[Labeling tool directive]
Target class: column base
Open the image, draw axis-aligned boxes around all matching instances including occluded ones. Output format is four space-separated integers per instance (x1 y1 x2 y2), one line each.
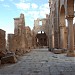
67 51 75 57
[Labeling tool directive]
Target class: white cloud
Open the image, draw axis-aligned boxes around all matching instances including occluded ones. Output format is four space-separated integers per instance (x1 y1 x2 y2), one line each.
0 0 4 1
19 3 50 19
27 11 39 19
27 3 49 19
31 3 38 9
39 3 49 12
9 0 13 1
3 4 10 8
15 3 30 10
20 0 25 3
39 3 50 17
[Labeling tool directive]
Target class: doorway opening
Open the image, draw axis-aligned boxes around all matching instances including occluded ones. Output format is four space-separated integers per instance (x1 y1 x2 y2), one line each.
36 31 47 47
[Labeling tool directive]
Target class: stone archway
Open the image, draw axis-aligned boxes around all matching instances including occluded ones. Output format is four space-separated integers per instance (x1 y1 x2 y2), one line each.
59 5 67 49
36 31 48 48
33 17 49 48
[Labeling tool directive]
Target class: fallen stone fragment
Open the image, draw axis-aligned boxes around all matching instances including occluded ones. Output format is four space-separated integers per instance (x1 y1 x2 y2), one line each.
1 53 17 64
53 49 65 54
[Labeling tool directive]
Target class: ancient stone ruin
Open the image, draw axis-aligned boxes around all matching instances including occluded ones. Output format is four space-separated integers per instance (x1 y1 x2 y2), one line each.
0 0 75 65
8 13 29 55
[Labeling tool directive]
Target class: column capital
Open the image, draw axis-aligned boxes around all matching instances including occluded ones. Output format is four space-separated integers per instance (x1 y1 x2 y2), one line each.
66 15 74 19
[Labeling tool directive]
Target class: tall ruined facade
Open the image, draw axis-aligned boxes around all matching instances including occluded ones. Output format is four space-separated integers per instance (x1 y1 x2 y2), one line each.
49 0 59 48
49 0 75 56
8 13 28 54
1 0 74 57
33 15 50 48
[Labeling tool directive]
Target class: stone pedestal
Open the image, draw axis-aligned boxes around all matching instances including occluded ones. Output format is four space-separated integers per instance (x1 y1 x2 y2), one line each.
67 15 75 57
53 49 65 54
67 51 75 57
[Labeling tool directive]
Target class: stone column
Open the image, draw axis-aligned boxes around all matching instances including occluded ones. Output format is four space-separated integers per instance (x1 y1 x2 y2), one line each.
64 28 67 49
67 15 75 56
52 27 54 48
60 26 65 49
34 35 37 48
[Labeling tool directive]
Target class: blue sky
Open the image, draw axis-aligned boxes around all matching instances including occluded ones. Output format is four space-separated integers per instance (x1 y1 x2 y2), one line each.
0 0 49 36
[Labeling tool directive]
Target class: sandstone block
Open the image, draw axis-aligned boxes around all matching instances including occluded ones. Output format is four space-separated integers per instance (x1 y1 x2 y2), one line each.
53 49 64 54
1 53 17 64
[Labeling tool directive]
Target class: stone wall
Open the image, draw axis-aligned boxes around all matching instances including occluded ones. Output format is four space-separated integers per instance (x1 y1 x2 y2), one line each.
0 29 6 52
8 13 28 55
8 34 21 52
25 26 32 49
49 0 68 49
33 15 50 48
8 34 14 52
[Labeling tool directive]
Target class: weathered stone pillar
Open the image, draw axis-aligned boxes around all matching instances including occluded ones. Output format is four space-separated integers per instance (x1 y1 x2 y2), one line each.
60 25 65 49
67 15 75 56
33 35 36 48
64 28 67 49
52 28 54 48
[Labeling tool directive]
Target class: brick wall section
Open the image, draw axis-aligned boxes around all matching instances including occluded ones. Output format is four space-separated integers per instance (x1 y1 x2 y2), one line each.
8 33 26 54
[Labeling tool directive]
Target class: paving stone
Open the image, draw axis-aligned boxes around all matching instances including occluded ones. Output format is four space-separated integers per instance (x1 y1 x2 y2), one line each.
0 48 75 75
70 72 75 75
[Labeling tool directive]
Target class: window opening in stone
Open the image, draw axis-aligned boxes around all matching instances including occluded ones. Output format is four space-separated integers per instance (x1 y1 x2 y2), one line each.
39 21 42 26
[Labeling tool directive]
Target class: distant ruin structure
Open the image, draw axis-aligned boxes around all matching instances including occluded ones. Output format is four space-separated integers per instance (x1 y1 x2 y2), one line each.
33 15 50 48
